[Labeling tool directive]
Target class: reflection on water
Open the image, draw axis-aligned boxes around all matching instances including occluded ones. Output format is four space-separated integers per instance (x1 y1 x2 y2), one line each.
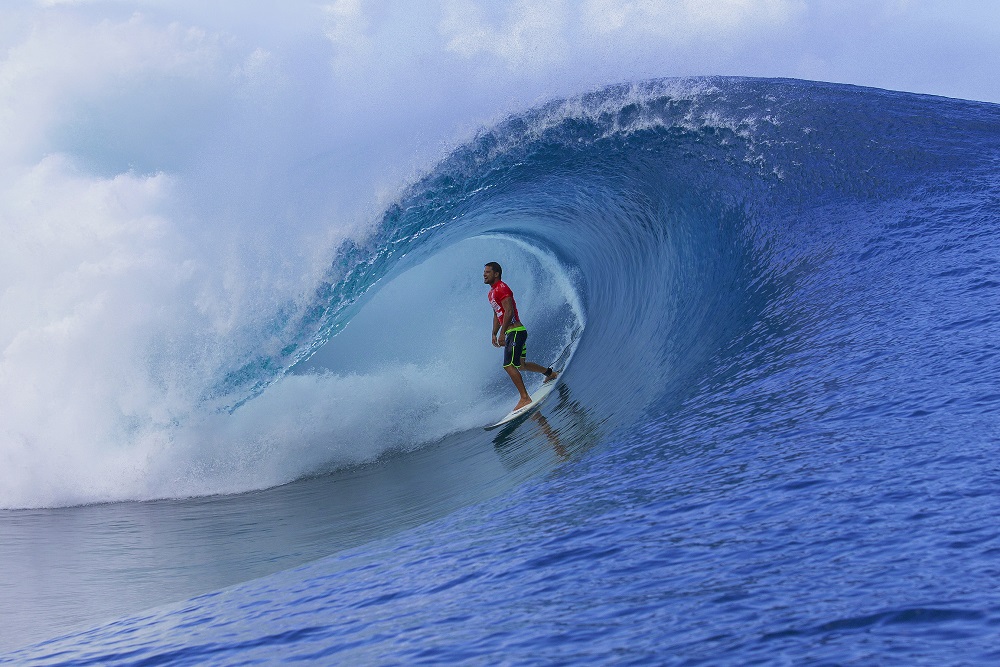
492 383 605 468
0 380 598 652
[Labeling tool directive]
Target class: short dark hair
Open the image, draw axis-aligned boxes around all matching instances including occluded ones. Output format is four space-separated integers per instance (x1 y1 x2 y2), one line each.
485 261 502 278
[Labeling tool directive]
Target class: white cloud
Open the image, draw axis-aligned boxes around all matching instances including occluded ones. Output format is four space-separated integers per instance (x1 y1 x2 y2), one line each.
436 0 803 67
441 0 570 67
581 0 802 39
0 11 228 164
322 0 374 74
322 0 367 39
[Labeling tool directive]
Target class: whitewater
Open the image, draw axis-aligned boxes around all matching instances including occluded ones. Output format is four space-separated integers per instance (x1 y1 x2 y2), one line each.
3 5 1000 665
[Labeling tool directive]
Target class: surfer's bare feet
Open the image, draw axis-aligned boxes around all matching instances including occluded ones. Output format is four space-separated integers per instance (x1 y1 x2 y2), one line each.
514 396 532 411
544 369 559 383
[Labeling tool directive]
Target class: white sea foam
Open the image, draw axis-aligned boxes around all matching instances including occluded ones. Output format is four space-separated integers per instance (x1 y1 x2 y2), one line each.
0 2 603 508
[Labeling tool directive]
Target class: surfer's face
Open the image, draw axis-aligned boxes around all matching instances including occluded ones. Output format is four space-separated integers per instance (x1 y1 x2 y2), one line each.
483 266 498 285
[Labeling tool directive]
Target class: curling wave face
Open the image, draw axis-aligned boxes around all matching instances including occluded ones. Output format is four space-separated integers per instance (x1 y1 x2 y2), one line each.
3 77 999 509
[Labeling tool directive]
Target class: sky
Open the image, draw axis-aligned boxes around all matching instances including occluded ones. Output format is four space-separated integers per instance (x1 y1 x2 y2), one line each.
2 0 999 507
5 2 1000 171
3 2 998 199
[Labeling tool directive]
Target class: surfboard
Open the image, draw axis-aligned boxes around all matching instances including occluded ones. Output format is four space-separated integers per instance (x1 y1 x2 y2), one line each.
485 378 559 430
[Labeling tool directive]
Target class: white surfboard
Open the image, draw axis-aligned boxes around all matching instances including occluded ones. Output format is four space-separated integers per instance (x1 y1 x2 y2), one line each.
485 379 559 430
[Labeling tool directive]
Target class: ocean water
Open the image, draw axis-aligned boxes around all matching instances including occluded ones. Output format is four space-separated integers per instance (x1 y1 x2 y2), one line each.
3 76 1000 663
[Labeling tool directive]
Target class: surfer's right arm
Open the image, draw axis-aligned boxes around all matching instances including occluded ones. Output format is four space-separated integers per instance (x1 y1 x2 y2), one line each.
492 313 503 347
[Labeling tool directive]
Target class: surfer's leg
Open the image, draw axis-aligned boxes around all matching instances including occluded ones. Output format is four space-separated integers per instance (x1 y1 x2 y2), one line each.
505 365 532 410
521 361 559 383
514 330 557 381
504 330 532 410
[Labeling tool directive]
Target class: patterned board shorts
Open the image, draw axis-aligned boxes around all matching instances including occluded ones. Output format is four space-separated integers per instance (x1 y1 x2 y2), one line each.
503 327 527 367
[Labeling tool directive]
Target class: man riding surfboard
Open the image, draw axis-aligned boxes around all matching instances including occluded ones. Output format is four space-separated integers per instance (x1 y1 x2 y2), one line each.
484 262 559 412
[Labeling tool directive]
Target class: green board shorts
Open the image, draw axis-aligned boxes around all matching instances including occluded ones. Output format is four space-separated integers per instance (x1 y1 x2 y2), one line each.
503 326 528 367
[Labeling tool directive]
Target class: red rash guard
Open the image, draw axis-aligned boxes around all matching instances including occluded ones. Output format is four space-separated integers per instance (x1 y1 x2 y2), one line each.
488 280 520 328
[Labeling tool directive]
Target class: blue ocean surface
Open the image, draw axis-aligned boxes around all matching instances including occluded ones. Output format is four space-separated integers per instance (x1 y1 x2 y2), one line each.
3 77 1000 664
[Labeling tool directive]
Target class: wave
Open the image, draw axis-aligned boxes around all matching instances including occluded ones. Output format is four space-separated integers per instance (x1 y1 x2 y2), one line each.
3 76 997 509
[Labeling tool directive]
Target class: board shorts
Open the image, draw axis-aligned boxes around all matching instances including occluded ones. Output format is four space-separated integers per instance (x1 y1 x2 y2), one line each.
503 326 528 368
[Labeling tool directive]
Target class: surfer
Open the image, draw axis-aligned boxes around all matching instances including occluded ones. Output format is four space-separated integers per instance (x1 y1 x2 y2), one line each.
484 261 559 412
